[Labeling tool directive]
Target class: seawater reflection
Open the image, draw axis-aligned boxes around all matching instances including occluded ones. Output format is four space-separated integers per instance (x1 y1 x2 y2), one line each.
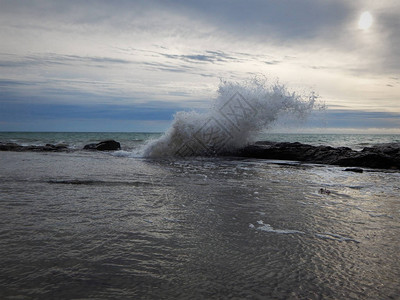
0 153 399 299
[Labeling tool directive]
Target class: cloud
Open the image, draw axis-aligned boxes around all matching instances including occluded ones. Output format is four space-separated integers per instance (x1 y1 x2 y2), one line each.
0 100 196 131
324 109 400 128
159 50 238 64
0 53 131 69
377 9 400 72
1 97 399 133
0 79 36 87
0 102 175 121
269 108 400 133
0 0 399 132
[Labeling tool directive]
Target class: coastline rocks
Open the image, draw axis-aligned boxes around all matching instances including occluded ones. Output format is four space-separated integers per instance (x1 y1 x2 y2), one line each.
1 137 399 170
0 140 122 152
83 140 121 151
0 142 22 151
0 142 69 152
228 141 400 170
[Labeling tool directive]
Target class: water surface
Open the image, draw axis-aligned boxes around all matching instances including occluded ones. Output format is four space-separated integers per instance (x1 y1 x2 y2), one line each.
1 150 399 299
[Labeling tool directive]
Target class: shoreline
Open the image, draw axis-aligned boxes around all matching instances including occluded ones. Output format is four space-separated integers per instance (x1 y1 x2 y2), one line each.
1 139 399 170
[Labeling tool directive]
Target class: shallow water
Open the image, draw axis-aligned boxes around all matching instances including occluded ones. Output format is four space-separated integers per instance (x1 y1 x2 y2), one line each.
0 151 399 299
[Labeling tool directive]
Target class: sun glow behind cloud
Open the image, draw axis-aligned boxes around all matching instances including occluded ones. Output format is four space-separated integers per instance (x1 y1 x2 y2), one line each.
358 11 373 30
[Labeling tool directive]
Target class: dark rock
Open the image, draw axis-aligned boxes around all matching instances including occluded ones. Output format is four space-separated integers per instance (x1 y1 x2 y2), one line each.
83 143 97 150
43 143 69 151
224 141 400 170
335 153 395 169
319 188 331 195
0 142 23 151
83 140 121 151
55 143 69 150
0 142 70 152
1 139 122 152
344 168 364 173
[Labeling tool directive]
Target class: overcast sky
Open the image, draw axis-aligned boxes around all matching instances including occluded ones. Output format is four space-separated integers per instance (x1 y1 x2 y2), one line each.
0 0 399 132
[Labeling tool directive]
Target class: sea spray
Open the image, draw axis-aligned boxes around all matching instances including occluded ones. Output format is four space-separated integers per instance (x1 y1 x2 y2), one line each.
143 77 319 157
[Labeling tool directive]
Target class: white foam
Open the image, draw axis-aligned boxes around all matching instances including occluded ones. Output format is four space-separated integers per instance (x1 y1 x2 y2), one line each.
143 77 319 158
112 141 154 158
253 220 305 234
251 221 359 242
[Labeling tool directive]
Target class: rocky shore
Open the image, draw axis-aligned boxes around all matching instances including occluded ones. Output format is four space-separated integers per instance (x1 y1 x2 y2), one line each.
227 141 400 170
1 139 399 170
0 143 70 152
0 140 121 152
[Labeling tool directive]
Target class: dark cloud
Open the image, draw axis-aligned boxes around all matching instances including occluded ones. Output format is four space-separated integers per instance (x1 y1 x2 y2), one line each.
0 1 353 42
161 0 351 41
264 60 281 65
0 79 36 86
377 9 400 73
322 109 400 129
0 53 131 69
0 99 211 133
141 61 194 73
1 97 398 131
160 50 237 64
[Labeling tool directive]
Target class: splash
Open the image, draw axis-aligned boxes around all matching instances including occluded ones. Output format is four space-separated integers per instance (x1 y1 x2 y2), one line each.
143 77 319 158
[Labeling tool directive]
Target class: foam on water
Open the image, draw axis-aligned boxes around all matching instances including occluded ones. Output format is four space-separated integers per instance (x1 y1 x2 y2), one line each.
251 221 360 242
143 77 319 158
251 220 305 234
112 149 143 158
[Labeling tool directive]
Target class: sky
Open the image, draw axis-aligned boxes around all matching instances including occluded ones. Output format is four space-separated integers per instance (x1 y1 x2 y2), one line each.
0 0 399 133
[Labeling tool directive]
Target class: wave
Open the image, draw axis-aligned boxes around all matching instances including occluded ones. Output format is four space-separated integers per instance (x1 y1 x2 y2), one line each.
143 77 319 158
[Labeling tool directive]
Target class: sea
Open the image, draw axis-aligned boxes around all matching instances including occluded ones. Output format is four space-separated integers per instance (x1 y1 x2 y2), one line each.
1 80 400 299
1 131 399 299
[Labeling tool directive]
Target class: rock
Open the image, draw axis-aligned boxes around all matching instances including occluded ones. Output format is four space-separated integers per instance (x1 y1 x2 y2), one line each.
0 142 69 152
224 141 400 170
344 168 364 173
1 140 121 152
335 153 395 169
319 188 331 195
83 140 121 151
0 142 23 151
44 143 69 151
82 143 97 150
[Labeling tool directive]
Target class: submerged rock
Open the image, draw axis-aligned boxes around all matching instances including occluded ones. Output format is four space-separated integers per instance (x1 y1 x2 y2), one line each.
344 168 364 173
226 142 400 170
83 140 121 151
319 188 331 195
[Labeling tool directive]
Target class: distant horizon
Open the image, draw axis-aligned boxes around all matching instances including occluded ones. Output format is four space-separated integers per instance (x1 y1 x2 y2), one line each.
1 129 399 135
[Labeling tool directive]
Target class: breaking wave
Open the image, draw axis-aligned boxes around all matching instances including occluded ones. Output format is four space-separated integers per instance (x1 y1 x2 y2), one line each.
144 77 319 158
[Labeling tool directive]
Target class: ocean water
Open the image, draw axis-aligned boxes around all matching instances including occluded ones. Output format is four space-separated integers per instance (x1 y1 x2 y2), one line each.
1 131 399 151
0 131 162 151
1 132 400 299
1 79 400 299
